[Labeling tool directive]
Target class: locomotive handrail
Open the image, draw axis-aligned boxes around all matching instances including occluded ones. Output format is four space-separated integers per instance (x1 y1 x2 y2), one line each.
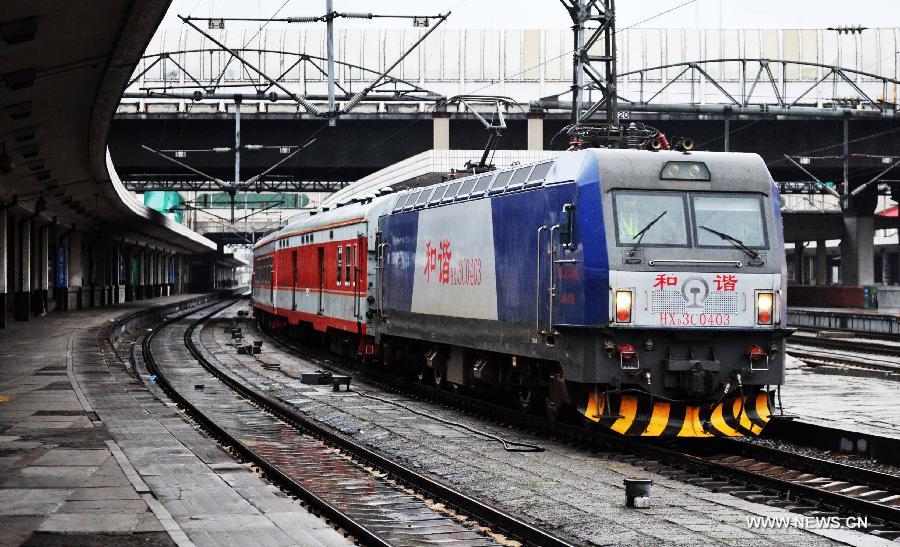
648 259 743 267
536 226 547 334
549 225 560 332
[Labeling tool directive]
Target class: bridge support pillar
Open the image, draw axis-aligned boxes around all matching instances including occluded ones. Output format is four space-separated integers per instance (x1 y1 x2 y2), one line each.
98 240 109 307
527 111 544 151
124 246 134 302
135 249 144 300
841 212 875 286
67 232 83 309
33 224 48 316
791 242 804 284
14 217 31 321
433 113 450 150
815 240 828 285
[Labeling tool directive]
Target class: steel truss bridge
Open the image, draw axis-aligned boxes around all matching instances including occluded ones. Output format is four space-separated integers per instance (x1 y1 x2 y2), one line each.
123 178 348 193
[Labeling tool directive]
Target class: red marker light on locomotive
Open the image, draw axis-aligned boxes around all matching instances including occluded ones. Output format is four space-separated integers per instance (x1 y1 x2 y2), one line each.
747 344 767 362
617 343 637 361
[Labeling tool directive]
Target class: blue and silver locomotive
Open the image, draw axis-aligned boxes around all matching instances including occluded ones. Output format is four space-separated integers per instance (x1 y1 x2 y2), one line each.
254 148 787 438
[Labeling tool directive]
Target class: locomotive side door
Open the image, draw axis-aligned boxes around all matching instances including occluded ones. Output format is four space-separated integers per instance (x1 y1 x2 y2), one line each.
269 255 274 304
291 250 298 311
317 246 325 315
373 230 384 317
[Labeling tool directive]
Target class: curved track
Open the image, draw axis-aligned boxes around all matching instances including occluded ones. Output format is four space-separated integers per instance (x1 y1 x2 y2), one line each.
142 298 572 547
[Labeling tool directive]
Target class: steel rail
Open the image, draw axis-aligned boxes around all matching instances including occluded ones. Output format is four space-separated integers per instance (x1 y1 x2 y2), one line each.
153 300 574 547
141 298 391 547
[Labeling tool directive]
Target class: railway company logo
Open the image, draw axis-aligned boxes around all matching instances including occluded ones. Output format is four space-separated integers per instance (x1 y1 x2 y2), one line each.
681 277 710 308
422 239 482 286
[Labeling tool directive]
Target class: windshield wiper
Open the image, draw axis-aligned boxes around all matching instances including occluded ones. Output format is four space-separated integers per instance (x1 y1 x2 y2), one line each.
699 225 760 260
630 211 667 253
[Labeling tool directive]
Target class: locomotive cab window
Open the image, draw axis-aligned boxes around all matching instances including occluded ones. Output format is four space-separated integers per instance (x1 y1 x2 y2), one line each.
613 191 689 247
692 194 768 249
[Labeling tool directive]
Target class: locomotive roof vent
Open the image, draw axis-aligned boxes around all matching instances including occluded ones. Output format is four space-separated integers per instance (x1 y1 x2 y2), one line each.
660 161 710 182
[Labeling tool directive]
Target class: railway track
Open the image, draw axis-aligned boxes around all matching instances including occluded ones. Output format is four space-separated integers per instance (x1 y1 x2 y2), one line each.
251 318 900 541
786 328 900 376
141 298 572 547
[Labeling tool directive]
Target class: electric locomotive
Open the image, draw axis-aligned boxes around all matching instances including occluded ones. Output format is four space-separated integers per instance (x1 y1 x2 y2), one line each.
253 148 787 438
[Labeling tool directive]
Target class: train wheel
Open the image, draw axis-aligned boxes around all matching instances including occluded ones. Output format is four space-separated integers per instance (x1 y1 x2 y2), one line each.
433 368 446 389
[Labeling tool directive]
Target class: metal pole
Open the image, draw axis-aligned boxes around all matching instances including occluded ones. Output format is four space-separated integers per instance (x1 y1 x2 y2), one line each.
572 1 585 123
842 117 849 209
234 96 241 186
606 0 618 124
233 96 241 223
724 116 730 151
326 0 336 125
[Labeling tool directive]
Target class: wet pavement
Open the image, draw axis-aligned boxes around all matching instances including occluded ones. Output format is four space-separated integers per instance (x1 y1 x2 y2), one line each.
781 354 900 440
0 295 349 547
205 301 891 547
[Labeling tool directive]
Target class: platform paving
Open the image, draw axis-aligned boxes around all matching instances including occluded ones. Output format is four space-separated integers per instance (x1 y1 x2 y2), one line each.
0 296 350 547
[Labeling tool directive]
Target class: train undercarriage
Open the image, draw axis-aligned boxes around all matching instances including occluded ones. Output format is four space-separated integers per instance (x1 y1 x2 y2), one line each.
255 308 778 439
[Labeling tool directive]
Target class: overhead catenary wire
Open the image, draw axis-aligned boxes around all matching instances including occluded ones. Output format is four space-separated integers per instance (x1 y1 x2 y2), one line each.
314 0 700 180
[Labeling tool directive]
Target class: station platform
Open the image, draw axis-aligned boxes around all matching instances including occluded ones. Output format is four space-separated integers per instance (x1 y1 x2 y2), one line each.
0 295 347 546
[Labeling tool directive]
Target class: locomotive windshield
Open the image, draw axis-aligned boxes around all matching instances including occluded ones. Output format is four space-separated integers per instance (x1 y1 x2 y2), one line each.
614 191 768 249
614 192 689 247
693 194 768 249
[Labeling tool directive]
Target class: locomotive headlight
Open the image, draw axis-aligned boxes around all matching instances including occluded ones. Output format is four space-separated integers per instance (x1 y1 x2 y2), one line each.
756 292 774 325
615 290 633 323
